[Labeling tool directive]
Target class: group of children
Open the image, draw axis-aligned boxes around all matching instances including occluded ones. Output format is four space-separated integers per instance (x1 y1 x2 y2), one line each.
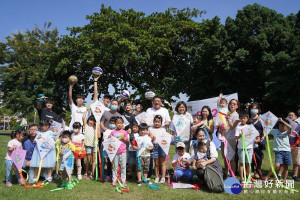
4 98 300 189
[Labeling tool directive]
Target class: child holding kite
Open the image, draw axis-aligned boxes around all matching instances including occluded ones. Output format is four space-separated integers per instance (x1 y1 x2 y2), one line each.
149 115 168 183
133 123 154 186
235 111 259 183
5 130 25 186
31 120 56 183
82 111 100 180
265 118 292 183
109 116 129 186
71 122 85 180
58 131 76 188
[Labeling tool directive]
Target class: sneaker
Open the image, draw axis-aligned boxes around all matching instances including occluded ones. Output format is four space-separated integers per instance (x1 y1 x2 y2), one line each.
46 177 53 183
105 176 111 182
147 180 152 185
160 178 165 183
154 177 159 183
6 182 12 187
83 173 89 179
54 174 60 179
137 181 142 186
122 181 127 187
61 180 67 187
293 176 300 182
77 175 82 180
32 178 37 183
110 181 117 187
277 175 282 180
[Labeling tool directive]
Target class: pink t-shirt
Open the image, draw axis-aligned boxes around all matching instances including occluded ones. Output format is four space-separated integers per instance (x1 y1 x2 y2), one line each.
5 139 22 160
111 129 128 154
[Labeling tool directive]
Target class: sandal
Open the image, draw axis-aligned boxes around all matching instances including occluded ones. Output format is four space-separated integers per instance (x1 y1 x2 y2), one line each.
89 174 93 179
83 173 89 179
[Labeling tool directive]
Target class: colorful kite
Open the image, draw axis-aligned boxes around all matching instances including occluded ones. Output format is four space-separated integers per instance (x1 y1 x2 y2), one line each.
103 137 122 162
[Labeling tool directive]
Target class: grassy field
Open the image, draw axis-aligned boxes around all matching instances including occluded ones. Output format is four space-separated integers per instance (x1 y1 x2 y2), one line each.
0 135 299 200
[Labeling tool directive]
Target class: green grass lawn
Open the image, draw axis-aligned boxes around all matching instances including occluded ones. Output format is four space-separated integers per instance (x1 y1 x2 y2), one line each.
0 135 299 200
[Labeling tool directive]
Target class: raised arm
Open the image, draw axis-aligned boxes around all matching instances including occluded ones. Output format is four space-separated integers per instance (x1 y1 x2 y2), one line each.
217 93 223 107
93 76 100 102
68 83 74 105
278 117 292 132
82 109 88 127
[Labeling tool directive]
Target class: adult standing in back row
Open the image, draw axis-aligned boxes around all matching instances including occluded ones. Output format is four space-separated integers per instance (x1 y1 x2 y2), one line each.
145 96 171 130
37 96 57 121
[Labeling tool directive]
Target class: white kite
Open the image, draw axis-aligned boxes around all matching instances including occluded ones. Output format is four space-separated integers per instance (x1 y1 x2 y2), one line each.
156 131 172 155
102 137 123 162
260 111 278 134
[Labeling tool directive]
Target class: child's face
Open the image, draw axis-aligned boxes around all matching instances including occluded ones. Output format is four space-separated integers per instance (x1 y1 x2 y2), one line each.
88 120 95 126
220 100 227 108
177 148 185 156
279 123 288 132
61 134 71 143
154 118 162 128
193 116 200 124
115 119 123 130
199 146 207 153
40 125 49 132
239 116 248 125
16 133 24 142
132 125 139 133
139 128 148 136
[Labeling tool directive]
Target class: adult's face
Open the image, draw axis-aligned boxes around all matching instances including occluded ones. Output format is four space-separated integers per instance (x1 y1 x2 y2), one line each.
153 98 162 110
45 102 53 110
177 104 186 114
201 108 209 119
76 98 84 107
196 130 206 142
103 97 111 107
288 112 297 121
29 126 38 138
125 103 132 112
136 104 143 112
229 100 238 112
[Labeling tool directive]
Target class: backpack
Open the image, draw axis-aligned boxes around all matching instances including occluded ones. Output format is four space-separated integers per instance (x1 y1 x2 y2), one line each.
204 141 224 193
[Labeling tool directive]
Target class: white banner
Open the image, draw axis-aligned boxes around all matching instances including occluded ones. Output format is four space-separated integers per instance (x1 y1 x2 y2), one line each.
171 93 238 117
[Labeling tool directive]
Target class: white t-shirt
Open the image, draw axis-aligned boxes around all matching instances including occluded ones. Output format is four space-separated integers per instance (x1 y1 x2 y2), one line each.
146 107 171 129
129 133 139 151
69 103 86 129
172 152 192 170
235 124 259 149
71 133 85 145
135 135 153 157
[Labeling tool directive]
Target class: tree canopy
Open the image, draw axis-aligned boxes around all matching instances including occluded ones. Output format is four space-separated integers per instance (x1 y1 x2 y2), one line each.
0 4 299 118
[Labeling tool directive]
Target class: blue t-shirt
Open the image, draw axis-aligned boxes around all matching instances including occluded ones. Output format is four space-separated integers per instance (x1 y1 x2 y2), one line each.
270 129 291 152
22 139 36 161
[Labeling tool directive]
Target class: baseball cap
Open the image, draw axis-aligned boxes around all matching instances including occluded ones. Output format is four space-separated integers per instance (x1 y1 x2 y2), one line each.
176 142 185 148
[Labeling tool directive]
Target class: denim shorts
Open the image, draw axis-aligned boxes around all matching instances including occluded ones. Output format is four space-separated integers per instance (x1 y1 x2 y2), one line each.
275 151 292 166
151 143 166 159
238 148 253 164
128 151 137 167
85 146 95 154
